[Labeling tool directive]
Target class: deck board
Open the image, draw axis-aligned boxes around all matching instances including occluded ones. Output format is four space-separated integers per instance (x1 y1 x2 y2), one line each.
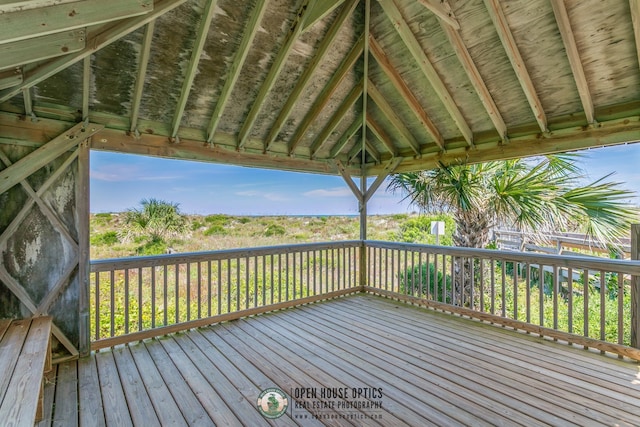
44 294 640 426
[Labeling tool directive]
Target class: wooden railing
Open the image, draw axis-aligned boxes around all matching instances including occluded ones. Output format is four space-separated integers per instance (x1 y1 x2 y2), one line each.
90 241 361 349
364 241 640 359
90 239 640 358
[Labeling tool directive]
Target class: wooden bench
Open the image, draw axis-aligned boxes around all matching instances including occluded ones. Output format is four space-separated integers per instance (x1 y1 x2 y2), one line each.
0 316 52 425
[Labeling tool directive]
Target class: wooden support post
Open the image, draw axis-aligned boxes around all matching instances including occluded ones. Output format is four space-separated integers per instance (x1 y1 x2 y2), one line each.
631 224 640 348
78 141 90 356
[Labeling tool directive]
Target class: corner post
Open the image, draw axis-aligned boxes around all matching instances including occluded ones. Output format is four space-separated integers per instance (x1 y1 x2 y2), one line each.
78 140 90 357
359 173 367 290
631 224 640 348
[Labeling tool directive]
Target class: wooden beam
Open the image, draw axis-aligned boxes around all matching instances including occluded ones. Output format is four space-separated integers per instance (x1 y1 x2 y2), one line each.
288 34 364 154
632 0 640 75
0 122 103 194
0 1 79 13
364 157 401 203
237 0 312 149
170 0 218 139
379 0 473 146
440 23 508 140
77 141 91 357
363 139 380 163
332 159 363 201
330 119 361 158
265 0 358 151
550 0 595 124
309 81 362 158
0 30 85 70
90 127 363 176
365 115 397 156
301 0 346 32
417 0 459 29
206 0 267 143
0 0 187 103
369 35 445 150
130 20 155 134
82 56 90 120
483 0 548 132
367 79 421 155
0 0 152 45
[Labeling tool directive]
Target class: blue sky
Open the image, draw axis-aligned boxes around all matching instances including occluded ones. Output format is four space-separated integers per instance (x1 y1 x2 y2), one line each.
90 143 640 215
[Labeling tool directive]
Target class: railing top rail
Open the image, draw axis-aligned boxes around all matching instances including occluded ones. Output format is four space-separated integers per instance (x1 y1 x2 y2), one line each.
365 240 640 274
90 240 363 272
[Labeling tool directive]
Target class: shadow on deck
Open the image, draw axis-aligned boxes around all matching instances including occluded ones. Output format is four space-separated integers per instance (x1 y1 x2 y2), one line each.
40 294 640 426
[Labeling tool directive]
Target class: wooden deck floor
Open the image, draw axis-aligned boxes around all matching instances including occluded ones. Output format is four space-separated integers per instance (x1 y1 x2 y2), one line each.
38 294 640 426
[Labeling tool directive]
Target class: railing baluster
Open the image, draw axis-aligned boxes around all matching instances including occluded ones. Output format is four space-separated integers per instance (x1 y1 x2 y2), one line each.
217 259 222 316
600 271 606 343
186 263 191 322
553 265 559 335
567 267 573 334
138 267 143 332
95 272 100 341
110 270 115 337
618 271 624 347
583 267 589 349
124 269 130 334
207 260 212 317
163 265 168 326
175 264 180 324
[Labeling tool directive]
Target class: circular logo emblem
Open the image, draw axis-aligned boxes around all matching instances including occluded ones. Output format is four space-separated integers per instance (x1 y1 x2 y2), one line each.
257 387 288 419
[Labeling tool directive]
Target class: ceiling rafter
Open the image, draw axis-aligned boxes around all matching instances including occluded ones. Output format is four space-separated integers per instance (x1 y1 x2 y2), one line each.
0 0 152 45
367 79 421 156
369 35 445 151
288 33 364 154
550 0 595 125
629 0 640 73
130 21 156 134
302 0 347 33
206 0 267 143
417 0 459 29
265 0 358 151
347 138 379 163
0 30 86 70
379 0 473 147
237 0 312 150
330 119 361 158
309 80 363 158
0 0 188 103
365 115 397 156
483 0 548 133
364 157 402 203
170 0 219 140
0 69 22 90
439 23 508 141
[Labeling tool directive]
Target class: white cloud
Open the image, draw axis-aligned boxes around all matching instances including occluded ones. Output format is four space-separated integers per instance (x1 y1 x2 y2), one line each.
90 164 180 182
303 187 353 198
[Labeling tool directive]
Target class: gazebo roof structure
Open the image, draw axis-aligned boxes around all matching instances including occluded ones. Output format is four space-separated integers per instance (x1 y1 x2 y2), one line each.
1 0 639 178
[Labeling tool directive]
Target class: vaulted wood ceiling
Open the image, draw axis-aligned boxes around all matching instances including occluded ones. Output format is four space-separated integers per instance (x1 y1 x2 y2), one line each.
1 0 639 177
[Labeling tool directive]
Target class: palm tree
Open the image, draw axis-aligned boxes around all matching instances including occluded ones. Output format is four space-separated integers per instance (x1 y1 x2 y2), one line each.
121 198 188 243
389 154 637 251
389 155 637 306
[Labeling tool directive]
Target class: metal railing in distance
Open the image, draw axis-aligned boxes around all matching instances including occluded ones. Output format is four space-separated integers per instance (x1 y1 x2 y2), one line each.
364 241 640 359
90 241 361 348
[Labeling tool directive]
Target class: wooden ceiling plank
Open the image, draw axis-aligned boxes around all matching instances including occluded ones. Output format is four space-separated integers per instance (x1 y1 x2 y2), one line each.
330 119 361 158
0 69 22 90
301 0 347 33
364 157 402 203
0 30 86 70
0 121 103 194
309 81 363 158
550 0 595 124
265 0 358 151
237 0 312 149
417 0 459 29
0 0 152 45
369 35 445 150
367 79 420 155
366 115 397 156
170 0 219 139
440 23 508 140
629 0 640 73
206 0 267 143
483 0 548 132
22 87 34 119
379 0 473 146
130 20 155 134
0 0 188 103
288 34 364 154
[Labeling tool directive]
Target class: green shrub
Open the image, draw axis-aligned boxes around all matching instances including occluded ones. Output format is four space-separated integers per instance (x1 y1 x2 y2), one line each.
264 224 286 237
90 231 119 246
204 224 228 236
397 214 455 245
399 262 452 302
135 237 167 255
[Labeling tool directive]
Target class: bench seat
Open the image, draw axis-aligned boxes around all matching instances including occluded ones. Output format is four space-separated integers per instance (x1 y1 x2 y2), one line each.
0 317 52 426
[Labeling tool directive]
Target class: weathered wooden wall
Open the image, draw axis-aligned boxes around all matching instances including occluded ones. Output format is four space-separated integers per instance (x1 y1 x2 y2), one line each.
0 132 92 359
